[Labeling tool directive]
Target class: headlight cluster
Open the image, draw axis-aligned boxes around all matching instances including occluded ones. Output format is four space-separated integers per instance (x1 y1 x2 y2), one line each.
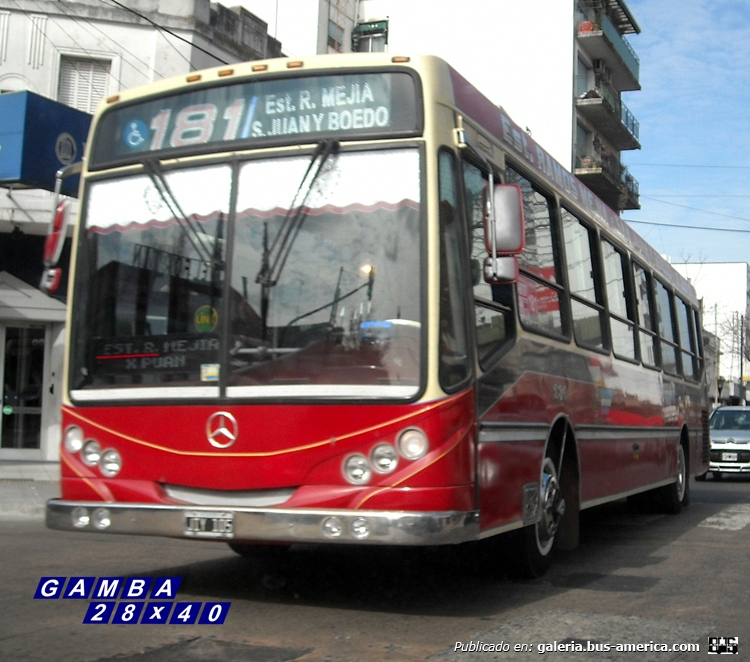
64 425 122 478
341 427 429 485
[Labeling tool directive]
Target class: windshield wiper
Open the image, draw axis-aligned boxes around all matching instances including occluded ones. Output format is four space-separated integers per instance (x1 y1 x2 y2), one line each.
143 159 217 265
255 139 339 339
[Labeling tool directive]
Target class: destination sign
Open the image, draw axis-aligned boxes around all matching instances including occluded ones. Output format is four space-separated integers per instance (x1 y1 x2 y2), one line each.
91 72 420 167
93 334 220 375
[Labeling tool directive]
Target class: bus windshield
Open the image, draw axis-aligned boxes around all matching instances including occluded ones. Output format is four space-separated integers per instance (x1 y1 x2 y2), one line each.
70 147 422 400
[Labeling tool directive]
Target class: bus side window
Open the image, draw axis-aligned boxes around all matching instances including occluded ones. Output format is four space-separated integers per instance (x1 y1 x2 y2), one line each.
654 278 680 375
676 296 700 381
633 264 658 368
561 207 606 351
438 150 471 390
462 159 514 367
506 165 565 338
692 307 705 378
601 239 637 360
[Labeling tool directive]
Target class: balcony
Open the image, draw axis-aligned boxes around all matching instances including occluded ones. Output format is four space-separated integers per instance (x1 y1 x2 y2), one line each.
575 149 640 211
576 82 640 151
577 14 640 91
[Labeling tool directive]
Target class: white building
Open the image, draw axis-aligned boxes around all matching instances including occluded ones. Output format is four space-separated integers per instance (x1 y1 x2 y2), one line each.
241 0 641 212
0 0 280 465
673 262 750 402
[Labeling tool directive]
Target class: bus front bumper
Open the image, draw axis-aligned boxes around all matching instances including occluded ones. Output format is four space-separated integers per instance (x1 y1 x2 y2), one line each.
46 499 480 546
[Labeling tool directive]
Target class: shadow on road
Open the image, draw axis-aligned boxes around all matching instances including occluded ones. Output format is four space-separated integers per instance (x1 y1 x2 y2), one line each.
123 480 747 619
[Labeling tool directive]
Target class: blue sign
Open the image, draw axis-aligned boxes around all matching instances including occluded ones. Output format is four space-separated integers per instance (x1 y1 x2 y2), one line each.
0 91 90 196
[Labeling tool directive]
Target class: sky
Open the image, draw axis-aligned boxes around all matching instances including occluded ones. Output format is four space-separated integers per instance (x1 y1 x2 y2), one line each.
621 0 750 265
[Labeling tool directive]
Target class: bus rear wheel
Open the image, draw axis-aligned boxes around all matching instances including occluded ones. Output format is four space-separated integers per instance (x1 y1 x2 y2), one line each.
654 442 689 514
506 455 565 579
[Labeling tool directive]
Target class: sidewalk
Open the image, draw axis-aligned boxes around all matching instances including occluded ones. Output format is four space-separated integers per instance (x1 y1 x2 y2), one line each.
0 462 60 519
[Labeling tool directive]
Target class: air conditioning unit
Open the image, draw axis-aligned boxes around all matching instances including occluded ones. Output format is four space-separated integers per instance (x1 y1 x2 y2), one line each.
593 59 611 83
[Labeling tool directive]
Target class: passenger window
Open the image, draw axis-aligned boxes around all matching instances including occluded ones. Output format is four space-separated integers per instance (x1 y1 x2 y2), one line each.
655 279 679 374
506 165 565 337
676 297 700 380
601 240 636 360
463 160 514 367
633 264 658 367
561 207 605 350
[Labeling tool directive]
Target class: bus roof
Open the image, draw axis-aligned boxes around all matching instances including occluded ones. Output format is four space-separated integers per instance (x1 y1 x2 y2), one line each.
444 62 697 304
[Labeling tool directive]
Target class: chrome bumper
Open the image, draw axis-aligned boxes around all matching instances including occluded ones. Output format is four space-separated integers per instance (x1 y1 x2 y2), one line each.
46 499 480 546
709 461 750 474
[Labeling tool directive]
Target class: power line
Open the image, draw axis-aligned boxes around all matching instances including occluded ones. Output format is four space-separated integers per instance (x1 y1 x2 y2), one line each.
101 0 228 67
57 0 160 84
624 219 750 234
628 163 750 169
640 195 750 224
8 0 124 103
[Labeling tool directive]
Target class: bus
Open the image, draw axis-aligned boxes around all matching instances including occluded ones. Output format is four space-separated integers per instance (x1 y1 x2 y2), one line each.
44 53 708 577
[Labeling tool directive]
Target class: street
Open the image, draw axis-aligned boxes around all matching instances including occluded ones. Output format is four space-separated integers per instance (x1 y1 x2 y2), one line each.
1 476 749 661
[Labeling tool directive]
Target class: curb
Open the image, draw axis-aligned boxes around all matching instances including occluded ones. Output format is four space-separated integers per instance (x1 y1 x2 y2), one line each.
0 480 60 519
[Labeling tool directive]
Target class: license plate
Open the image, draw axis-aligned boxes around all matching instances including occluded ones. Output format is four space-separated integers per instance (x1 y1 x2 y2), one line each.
722 452 738 462
183 511 235 538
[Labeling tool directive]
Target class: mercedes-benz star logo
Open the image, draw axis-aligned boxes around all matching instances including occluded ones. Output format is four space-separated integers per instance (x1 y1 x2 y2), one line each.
206 412 239 449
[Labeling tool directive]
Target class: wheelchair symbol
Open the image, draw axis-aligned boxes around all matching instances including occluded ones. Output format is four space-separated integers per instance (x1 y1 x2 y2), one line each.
124 120 148 148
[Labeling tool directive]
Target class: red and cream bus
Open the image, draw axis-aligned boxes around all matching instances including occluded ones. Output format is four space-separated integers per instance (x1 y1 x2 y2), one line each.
45 53 708 577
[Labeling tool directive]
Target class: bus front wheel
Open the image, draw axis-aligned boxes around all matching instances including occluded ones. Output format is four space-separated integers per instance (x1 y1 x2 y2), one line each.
507 455 565 579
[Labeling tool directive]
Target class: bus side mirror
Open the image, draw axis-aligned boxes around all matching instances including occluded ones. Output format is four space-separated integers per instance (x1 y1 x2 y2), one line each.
39 268 62 295
39 162 82 295
483 255 518 283
483 183 525 284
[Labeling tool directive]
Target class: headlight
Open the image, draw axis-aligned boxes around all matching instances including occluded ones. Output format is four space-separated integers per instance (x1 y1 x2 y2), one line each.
397 428 429 460
81 440 101 467
99 449 122 477
63 426 84 453
343 454 372 485
371 444 398 473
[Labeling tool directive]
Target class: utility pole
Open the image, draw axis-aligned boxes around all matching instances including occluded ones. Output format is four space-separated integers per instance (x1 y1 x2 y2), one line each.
742 314 746 404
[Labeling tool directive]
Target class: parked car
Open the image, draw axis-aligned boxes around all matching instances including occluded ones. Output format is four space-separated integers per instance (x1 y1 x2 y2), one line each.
708 406 750 479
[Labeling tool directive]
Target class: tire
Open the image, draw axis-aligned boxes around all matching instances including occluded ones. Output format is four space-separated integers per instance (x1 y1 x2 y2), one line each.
654 442 689 514
506 455 565 579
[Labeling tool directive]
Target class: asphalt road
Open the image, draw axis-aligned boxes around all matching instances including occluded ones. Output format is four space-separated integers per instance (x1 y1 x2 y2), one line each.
1 475 749 661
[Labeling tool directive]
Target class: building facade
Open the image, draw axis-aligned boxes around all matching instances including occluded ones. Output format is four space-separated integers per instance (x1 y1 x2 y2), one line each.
673 262 750 404
0 0 280 464
240 0 641 212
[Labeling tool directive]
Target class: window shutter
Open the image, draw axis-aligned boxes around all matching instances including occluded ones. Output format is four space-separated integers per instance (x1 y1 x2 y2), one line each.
58 56 111 113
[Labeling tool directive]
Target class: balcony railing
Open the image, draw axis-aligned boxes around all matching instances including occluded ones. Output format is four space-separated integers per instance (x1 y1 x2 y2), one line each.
576 79 640 148
575 148 640 210
601 15 640 79
577 14 640 90
620 100 639 143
